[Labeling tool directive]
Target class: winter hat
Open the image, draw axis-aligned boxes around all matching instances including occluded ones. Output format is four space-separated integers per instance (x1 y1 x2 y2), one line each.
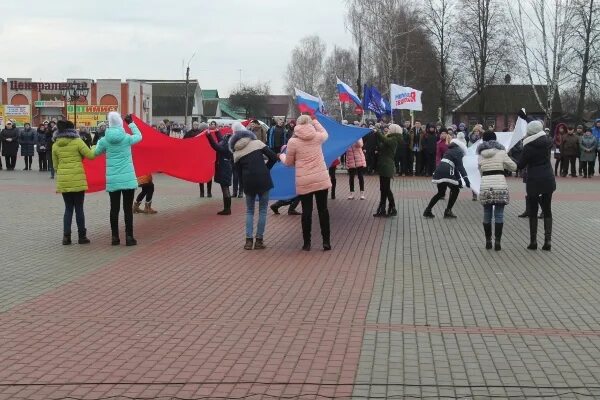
526 120 544 136
108 111 122 128
388 124 402 134
56 120 68 131
482 130 496 142
456 132 467 146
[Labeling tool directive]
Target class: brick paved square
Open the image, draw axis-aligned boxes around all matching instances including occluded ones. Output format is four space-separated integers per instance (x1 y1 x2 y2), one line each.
2 158 600 399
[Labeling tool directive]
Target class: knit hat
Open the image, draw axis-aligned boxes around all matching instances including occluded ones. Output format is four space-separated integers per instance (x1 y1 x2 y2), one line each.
482 130 496 142
231 121 245 133
526 120 544 136
108 111 122 128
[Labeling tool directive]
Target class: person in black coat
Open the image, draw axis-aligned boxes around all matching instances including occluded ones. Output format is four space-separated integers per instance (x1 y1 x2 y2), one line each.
206 127 233 215
36 125 49 171
423 138 470 219
184 121 212 198
229 124 279 250
19 123 36 170
0 121 20 170
517 120 556 251
421 123 438 176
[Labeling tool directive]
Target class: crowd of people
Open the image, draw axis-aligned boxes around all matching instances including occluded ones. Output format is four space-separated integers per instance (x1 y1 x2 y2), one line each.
4 110 593 253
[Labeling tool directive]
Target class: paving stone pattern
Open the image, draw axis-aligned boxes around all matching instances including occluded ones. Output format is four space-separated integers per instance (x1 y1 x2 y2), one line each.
1 156 600 399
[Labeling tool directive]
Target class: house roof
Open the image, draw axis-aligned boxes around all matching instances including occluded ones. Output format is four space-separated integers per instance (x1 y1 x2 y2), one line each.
218 99 245 119
202 89 219 100
453 85 562 114
151 81 199 116
202 99 220 117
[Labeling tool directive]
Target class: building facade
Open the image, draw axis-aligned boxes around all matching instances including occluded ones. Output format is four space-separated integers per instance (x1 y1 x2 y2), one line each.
0 78 152 127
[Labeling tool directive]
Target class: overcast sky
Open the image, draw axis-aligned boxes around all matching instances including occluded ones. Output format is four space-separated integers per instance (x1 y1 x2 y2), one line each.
1 0 354 96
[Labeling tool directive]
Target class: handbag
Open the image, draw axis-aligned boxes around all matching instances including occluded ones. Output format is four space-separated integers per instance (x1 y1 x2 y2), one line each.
479 188 510 205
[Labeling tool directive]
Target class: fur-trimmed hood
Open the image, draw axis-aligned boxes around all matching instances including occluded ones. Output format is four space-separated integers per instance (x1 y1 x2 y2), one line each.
477 140 506 157
55 128 80 144
229 129 257 152
294 122 317 141
523 131 547 147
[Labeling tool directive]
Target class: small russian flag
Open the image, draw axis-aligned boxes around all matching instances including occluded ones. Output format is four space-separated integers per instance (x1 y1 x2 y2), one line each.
295 88 325 114
336 78 362 109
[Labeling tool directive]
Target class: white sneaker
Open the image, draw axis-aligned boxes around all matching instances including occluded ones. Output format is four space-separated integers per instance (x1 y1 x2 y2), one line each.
360 192 365 200
348 193 355 200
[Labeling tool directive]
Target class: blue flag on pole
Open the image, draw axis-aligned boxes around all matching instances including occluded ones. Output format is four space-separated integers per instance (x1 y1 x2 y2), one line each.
363 85 391 119
269 112 371 200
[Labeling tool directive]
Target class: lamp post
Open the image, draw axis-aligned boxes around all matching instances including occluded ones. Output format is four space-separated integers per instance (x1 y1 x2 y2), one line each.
62 82 89 126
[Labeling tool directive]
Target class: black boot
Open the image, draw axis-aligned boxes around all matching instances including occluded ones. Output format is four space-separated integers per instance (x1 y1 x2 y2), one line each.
518 210 529 218
111 236 120 246
244 238 254 250
444 209 457 219
387 203 398 217
483 223 492 249
78 229 90 245
542 217 552 251
199 184 205 198
494 223 503 251
217 197 232 215
125 236 137 246
373 204 387 217
319 208 331 251
62 234 72 245
423 208 435 218
538 212 544 219
254 238 265 250
270 204 280 215
527 217 538 250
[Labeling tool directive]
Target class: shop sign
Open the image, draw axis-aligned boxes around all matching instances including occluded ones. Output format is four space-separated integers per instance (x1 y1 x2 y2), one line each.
10 81 88 91
34 100 65 108
0 105 31 127
67 105 118 113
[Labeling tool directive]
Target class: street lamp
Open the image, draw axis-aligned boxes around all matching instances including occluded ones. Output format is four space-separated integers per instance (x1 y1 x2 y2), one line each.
61 81 89 127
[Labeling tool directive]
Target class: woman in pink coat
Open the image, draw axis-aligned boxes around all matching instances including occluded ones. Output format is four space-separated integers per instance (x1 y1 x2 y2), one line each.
345 139 367 199
280 115 332 251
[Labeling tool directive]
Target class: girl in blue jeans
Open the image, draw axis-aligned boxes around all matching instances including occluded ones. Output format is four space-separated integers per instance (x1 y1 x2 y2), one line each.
477 131 517 251
229 123 279 250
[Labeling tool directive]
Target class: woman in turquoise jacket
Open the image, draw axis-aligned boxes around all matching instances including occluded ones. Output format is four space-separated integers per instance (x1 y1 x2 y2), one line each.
95 112 142 246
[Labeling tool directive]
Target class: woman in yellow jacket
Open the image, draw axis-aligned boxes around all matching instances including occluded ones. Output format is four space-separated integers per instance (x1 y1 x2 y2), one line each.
51 120 96 245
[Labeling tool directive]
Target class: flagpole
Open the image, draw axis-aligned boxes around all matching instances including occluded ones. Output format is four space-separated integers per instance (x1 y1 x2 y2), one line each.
339 101 344 121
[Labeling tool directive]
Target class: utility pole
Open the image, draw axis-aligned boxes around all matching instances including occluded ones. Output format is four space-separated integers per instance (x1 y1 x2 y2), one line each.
184 52 196 130
357 37 362 100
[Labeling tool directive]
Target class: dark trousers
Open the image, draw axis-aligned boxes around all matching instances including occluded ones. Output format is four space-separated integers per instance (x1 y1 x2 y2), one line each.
561 155 577 176
426 183 459 211
424 152 436 176
109 189 135 238
414 151 424 175
348 167 365 192
62 191 85 235
406 150 414 175
232 169 243 195
554 157 561 176
329 167 337 199
378 176 395 210
199 181 212 196
398 147 410 175
38 152 47 171
24 156 33 169
366 150 377 173
581 161 595 177
4 156 16 170
299 189 330 245
136 183 155 202
272 197 300 212
47 151 54 177
527 192 552 218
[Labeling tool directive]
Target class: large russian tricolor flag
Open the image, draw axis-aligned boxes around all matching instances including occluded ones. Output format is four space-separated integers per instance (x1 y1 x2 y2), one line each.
295 88 324 114
336 77 362 108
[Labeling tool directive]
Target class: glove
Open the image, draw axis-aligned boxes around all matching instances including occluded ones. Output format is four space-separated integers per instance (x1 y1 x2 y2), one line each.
517 108 527 121
124 114 133 124
464 178 471 188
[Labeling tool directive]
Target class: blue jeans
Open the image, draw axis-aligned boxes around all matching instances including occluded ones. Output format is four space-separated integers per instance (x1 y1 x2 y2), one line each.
62 192 85 235
246 191 270 238
483 204 505 224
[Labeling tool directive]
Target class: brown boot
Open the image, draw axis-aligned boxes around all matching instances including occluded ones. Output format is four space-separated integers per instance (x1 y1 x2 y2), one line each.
133 201 144 214
144 202 158 214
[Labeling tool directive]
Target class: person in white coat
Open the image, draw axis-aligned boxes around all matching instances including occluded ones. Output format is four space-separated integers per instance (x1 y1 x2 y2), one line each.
477 131 517 251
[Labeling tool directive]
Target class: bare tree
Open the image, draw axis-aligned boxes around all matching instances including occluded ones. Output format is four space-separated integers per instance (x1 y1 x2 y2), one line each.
572 0 600 122
508 0 575 125
422 0 459 121
285 35 327 95
321 47 358 119
458 0 511 121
